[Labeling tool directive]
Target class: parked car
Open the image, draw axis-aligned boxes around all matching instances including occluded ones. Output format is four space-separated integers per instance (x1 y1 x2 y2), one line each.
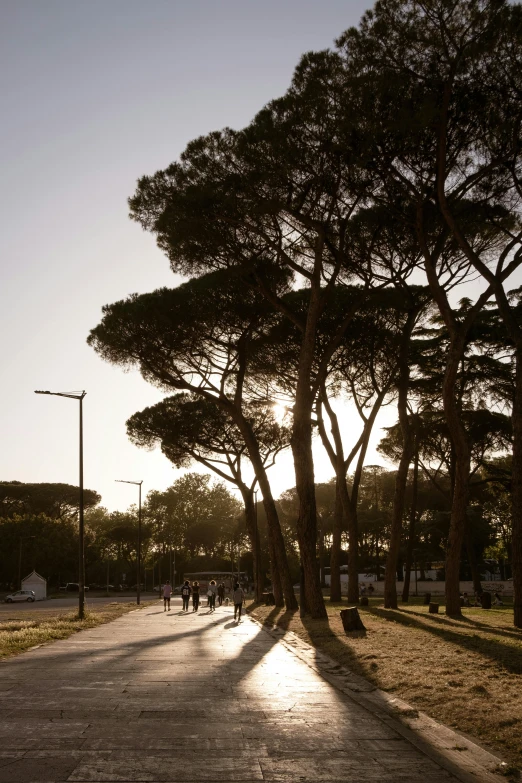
87 584 115 590
5 590 35 603
64 583 89 592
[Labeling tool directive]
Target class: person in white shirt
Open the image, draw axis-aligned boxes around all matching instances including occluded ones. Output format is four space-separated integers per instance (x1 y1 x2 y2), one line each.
207 580 217 612
163 581 172 612
233 583 245 621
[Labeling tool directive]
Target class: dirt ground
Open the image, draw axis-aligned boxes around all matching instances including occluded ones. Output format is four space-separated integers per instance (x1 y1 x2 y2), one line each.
249 597 522 774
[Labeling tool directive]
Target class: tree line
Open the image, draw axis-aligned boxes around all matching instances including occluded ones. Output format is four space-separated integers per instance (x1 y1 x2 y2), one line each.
2 463 507 595
0 477 245 590
87 0 522 625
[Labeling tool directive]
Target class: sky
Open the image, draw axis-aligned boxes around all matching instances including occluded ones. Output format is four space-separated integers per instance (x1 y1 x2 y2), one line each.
1 0 399 512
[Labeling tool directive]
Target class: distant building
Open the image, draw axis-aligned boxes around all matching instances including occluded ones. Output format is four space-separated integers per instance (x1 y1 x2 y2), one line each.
21 570 47 600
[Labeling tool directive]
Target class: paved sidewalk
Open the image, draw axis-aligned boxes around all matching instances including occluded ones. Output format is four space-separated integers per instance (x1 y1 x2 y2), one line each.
0 600 504 782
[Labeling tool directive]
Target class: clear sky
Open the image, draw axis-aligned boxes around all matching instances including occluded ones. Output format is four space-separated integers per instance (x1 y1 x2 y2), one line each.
1 0 398 512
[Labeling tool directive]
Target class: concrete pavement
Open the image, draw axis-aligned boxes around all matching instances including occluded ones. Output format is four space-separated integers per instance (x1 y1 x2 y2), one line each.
0 598 505 782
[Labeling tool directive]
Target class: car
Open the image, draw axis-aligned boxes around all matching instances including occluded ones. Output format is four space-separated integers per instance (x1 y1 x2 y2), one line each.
64 583 90 592
5 590 36 603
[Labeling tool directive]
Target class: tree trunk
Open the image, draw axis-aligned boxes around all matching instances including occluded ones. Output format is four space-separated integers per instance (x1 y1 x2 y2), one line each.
291 408 327 618
384 439 412 608
384 310 417 609
443 340 470 617
291 258 327 619
240 482 282 606
299 564 309 617
512 342 522 628
318 523 326 587
341 482 359 604
343 406 386 603
329 480 343 602
464 519 482 596
242 489 263 603
402 445 419 602
266 523 283 607
236 416 297 610
490 287 522 628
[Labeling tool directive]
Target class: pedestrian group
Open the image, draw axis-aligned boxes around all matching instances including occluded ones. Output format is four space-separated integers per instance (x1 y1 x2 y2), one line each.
162 579 245 621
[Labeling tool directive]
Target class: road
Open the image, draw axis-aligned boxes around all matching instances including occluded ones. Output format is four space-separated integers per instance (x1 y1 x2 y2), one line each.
0 594 162 613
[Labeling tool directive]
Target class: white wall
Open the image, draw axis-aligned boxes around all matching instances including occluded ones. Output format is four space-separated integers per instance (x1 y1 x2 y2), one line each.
339 580 513 597
21 575 47 600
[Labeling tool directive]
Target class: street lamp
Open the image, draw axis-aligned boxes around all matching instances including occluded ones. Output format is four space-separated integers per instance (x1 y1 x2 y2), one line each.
34 390 87 619
254 489 261 600
115 479 143 605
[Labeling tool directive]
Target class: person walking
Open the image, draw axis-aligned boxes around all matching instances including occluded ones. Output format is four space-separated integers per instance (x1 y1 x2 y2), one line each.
208 580 217 612
181 580 192 612
233 582 245 622
217 582 225 606
192 581 200 612
163 580 172 612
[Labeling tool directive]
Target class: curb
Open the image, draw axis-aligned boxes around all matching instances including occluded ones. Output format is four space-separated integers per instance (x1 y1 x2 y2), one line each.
248 615 508 783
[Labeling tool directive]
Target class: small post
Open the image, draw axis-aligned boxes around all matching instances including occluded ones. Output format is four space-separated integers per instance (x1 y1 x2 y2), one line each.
340 607 366 632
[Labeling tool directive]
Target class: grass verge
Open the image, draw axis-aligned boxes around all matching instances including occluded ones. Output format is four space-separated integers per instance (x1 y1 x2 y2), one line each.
0 601 153 659
248 597 522 773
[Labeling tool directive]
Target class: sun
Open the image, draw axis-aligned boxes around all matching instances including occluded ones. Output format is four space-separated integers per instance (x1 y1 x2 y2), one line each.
272 402 290 424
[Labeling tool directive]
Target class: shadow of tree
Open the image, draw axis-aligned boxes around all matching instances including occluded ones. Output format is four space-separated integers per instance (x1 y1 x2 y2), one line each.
366 606 522 674
297 616 371 680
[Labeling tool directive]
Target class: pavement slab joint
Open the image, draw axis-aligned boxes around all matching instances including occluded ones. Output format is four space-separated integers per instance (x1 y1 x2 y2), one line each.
0 599 510 783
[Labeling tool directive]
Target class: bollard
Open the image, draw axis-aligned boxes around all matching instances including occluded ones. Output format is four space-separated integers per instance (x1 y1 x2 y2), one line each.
429 602 439 614
424 592 431 605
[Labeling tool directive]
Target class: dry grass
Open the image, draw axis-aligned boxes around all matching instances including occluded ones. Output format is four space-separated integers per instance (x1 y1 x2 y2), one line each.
0 601 153 659
249 598 522 772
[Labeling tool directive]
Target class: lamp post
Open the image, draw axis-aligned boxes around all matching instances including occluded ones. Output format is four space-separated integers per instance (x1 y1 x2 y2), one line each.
35 390 86 619
254 489 260 601
115 479 143 605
